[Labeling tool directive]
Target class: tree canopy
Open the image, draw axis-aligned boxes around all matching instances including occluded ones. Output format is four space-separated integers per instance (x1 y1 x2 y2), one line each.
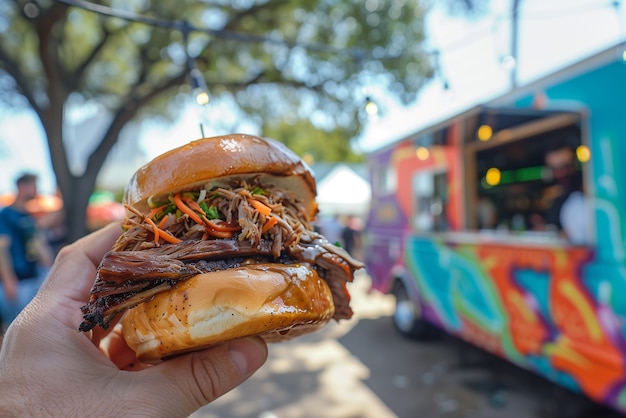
0 0 485 242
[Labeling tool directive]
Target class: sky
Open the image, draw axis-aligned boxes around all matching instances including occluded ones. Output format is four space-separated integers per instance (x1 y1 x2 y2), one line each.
0 0 624 195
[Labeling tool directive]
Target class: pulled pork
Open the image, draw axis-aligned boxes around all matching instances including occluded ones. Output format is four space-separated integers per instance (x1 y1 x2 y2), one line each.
79 178 363 332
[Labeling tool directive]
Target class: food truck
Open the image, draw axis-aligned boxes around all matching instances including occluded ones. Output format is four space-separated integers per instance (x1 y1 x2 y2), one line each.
363 42 626 411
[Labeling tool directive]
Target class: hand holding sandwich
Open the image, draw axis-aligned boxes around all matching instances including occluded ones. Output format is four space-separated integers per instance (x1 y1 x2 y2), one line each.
0 222 268 418
79 134 363 363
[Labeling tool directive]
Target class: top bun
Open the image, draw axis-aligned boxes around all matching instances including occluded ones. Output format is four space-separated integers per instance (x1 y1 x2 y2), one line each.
124 134 317 220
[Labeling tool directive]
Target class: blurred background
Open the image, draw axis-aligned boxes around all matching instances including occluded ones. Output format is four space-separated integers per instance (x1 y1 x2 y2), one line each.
2 0 626 416
3 0 624 242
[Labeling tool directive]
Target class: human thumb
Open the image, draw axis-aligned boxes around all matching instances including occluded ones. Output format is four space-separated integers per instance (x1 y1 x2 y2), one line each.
133 337 268 418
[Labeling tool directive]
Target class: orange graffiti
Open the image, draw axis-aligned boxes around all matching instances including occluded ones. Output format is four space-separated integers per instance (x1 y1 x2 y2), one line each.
475 243 625 401
476 245 550 357
506 290 548 355
548 248 624 400
546 336 624 400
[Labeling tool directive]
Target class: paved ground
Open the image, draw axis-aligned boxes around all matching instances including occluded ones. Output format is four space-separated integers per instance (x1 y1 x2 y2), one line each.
191 273 625 418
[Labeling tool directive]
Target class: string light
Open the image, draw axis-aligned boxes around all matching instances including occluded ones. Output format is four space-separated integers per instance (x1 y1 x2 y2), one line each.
52 0 414 115
485 167 501 186
500 55 517 71
364 96 379 117
40 0 534 103
180 20 210 107
190 69 210 106
53 0 372 59
477 124 493 141
416 146 430 161
576 145 591 163
50 0 623 121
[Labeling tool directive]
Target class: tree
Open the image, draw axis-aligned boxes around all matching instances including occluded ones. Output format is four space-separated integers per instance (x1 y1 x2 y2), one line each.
0 0 485 243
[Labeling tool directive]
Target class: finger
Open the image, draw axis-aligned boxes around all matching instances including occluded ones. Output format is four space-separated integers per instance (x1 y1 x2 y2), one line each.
131 337 268 417
99 324 150 371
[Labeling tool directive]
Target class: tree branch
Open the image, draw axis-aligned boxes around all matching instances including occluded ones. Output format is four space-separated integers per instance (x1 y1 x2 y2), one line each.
33 3 75 192
36 2 70 101
70 24 128 90
84 71 188 179
0 45 42 117
70 25 111 89
218 68 324 94
223 0 290 32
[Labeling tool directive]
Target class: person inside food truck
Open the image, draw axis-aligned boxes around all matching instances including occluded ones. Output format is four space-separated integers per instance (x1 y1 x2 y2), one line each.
542 144 590 245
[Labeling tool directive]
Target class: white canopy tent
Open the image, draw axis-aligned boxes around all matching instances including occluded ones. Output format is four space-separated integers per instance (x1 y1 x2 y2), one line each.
315 164 371 217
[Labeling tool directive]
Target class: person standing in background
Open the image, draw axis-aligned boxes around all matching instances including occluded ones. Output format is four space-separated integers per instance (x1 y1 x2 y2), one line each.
319 214 344 247
38 187 67 256
0 173 53 330
341 215 363 258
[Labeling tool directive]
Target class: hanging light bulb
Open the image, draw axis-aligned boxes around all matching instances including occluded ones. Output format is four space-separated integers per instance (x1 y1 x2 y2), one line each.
181 23 210 107
195 90 210 106
500 55 516 71
365 96 379 117
189 68 210 106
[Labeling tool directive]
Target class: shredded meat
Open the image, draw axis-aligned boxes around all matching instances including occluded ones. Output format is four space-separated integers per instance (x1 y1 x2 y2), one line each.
79 178 363 332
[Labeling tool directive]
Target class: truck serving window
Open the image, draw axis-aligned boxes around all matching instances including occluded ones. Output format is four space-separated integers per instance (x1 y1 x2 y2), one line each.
465 112 590 243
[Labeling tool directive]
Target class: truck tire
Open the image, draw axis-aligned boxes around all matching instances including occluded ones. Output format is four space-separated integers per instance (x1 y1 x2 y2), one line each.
392 280 429 339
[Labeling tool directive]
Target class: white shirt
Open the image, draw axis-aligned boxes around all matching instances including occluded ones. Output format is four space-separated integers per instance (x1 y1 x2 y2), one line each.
560 191 590 245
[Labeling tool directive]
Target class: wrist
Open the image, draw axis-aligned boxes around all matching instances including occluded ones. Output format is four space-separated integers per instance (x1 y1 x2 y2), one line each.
0 344 46 417
0 371 57 417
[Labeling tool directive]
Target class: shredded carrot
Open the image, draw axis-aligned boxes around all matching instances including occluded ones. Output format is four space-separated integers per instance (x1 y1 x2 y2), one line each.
182 196 204 213
204 228 234 239
159 230 182 244
146 216 181 244
178 195 240 238
147 204 169 220
158 214 169 229
262 216 278 234
247 198 272 216
204 217 241 232
174 193 204 225
144 217 160 244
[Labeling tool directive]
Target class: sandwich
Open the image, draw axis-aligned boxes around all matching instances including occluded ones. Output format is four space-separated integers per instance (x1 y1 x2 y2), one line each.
79 134 363 363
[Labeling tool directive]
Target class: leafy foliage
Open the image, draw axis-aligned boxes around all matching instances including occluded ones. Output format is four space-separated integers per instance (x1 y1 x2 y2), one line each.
263 118 364 165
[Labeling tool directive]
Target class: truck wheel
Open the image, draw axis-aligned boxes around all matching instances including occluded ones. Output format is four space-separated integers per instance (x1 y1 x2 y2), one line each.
392 281 429 339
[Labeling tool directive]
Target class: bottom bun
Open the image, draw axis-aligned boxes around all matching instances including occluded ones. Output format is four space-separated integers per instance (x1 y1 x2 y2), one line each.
121 263 335 363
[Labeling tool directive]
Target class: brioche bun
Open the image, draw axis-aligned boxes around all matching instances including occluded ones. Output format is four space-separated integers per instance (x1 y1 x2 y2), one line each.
123 133 317 221
122 264 334 363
